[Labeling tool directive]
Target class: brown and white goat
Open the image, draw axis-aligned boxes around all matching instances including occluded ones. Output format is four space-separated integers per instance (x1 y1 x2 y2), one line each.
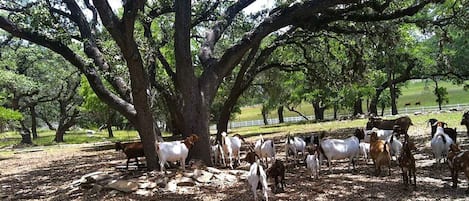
398 134 417 187
115 141 144 169
156 134 199 173
266 159 286 193
370 132 391 176
448 143 469 193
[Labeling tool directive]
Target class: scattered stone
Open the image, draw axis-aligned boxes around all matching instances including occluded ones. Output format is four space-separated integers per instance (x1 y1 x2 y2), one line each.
176 177 196 187
192 169 213 183
213 172 237 182
156 177 169 188
106 180 139 193
206 167 222 174
139 181 157 189
135 189 153 196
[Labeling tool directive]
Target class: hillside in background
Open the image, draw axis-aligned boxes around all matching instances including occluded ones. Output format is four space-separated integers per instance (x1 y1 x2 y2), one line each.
235 79 469 122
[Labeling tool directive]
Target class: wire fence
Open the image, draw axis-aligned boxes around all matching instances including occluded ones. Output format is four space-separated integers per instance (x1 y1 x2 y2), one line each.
211 103 469 130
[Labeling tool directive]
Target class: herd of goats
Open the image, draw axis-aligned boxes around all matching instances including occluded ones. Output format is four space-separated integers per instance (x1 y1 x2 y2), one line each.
115 111 469 201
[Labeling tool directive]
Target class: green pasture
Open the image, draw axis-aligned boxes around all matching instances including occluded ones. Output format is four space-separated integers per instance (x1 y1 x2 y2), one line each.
0 129 140 149
235 80 469 122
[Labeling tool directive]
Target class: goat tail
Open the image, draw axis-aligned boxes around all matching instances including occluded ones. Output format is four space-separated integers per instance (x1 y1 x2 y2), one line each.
384 142 390 153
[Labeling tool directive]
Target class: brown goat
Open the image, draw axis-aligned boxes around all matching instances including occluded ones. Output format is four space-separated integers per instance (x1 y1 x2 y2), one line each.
370 132 391 176
115 141 144 169
461 111 469 137
448 143 469 193
182 134 199 149
366 116 413 134
266 159 286 193
398 134 417 187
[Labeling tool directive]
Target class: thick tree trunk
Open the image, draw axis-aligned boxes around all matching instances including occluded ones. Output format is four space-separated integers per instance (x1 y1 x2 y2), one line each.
262 107 269 125
278 106 284 123
353 98 363 116
30 105 38 139
175 1 211 166
370 87 385 116
390 84 398 115
313 102 325 121
333 103 338 120
54 127 66 142
19 124 32 144
381 103 386 116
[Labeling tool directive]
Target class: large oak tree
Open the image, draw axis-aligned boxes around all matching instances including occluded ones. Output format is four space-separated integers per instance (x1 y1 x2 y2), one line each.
0 0 444 169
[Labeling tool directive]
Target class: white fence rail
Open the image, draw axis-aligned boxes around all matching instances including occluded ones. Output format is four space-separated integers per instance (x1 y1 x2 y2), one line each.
211 103 469 130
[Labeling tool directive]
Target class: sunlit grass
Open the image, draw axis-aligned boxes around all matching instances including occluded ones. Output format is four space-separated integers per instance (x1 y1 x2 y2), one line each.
230 111 466 139
236 80 469 122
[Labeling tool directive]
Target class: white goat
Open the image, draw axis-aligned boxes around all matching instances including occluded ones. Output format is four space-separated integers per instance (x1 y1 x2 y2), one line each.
254 135 276 167
306 152 320 179
211 143 225 166
284 135 306 163
359 142 370 162
221 131 243 169
248 160 269 201
386 134 403 163
364 128 393 143
431 122 454 166
320 134 360 172
156 134 198 173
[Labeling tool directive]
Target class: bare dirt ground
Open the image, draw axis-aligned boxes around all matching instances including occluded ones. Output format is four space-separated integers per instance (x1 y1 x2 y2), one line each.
1 124 469 201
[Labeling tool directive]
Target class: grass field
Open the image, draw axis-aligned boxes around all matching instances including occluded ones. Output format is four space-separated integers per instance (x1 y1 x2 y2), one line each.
234 79 469 122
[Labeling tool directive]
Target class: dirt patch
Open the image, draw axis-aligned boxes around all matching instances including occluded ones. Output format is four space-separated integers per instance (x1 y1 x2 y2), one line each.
1 125 468 200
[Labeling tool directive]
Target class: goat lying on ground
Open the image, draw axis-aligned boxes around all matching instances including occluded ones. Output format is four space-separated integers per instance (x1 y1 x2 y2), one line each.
115 141 144 169
266 159 286 193
248 160 269 201
431 122 454 167
448 143 469 193
370 132 391 176
398 134 417 187
156 134 199 173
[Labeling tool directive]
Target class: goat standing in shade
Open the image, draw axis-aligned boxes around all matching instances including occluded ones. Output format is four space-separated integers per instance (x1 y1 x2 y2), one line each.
284 134 306 164
254 135 276 168
319 130 362 172
248 160 269 201
221 132 244 169
370 131 391 176
431 122 454 167
115 141 144 169
155 134 199 173
398 134 417 187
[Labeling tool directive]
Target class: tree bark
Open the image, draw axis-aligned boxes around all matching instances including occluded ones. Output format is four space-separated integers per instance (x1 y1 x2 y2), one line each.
262 106 269 125
313 102 325 121
278 106 284 123
353 98 363 116
107 112 114 138
30 105 38 139
286 106 309 121
175 0 211 165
